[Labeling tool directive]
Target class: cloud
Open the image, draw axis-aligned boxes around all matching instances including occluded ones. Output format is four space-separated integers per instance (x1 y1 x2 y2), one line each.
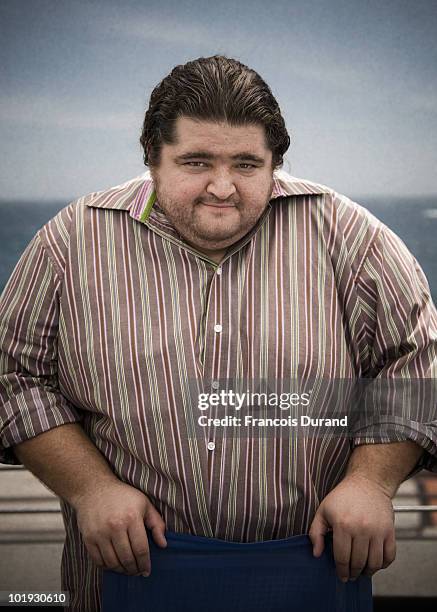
0 94 137 130
101 13 221 49
407 92 437 114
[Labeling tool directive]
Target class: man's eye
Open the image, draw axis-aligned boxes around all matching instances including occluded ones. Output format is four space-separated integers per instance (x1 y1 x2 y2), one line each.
238 163 256 170
185 161 207 167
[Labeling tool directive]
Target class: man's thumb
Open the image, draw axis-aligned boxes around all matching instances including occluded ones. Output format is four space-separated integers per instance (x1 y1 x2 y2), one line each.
143 500 168 548
308 510 329 558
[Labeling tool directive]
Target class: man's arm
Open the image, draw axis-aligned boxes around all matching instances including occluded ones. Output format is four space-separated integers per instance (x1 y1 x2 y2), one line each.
344 440 424 497
311 217 437 582
14 423 119 505
309 440 423 582
14 423 167 577
0 230 166 577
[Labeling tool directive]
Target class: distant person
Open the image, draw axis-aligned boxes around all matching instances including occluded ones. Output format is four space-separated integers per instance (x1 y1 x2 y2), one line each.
1 56 436 611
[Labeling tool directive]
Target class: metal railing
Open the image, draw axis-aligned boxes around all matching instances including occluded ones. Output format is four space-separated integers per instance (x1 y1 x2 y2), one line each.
1 467 436 543
394 506 437 512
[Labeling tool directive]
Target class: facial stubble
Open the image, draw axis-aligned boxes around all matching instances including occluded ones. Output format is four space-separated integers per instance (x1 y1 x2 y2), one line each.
152 175 274 251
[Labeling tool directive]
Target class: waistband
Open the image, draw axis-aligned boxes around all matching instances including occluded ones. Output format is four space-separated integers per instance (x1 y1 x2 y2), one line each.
103 530 372 612
157 529 319 549
146 529 336 570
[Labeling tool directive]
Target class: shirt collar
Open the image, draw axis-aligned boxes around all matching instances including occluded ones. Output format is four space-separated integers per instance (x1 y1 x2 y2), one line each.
83 170 331 263
84 169 331 217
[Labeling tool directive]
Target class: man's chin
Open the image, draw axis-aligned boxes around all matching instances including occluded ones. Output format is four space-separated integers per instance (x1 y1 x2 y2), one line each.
194 235 239 248
195 207 239 225
192 221 242 243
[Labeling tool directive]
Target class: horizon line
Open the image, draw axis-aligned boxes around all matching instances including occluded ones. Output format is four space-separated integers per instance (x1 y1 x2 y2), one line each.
1 194 437 205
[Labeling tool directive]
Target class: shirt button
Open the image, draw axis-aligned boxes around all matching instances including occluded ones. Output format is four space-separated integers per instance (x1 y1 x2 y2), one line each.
216 267 222 275
211 380 220 389
214 324 222 333
207 441 215 451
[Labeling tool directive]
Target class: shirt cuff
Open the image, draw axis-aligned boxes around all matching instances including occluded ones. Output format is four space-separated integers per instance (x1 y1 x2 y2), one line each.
351 419 437 475
0 387 83 465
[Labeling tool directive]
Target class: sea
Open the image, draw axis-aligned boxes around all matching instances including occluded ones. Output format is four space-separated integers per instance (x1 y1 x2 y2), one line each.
0 197 436 303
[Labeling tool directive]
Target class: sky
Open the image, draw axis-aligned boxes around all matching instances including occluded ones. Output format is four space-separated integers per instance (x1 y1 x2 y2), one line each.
1 0 436 201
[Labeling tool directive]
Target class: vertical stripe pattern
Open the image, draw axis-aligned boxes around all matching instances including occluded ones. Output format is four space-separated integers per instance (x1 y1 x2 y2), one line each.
1 171 436 611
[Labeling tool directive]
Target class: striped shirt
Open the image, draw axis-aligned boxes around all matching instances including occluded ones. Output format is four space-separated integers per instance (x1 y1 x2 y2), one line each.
1 170 436 610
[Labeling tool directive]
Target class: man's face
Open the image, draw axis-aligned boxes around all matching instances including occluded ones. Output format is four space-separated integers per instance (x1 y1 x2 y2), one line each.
150 117 274 258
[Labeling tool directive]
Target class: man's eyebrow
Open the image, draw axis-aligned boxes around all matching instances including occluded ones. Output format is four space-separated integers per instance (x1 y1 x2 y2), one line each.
175 152 266 163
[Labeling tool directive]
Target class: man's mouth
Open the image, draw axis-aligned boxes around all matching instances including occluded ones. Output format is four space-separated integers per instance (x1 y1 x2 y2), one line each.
200 202 236 209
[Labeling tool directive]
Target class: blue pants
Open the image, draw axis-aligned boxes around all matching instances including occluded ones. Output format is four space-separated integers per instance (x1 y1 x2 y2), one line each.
102 530 372 612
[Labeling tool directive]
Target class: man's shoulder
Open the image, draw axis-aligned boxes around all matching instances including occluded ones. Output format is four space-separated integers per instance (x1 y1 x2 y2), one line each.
273 170 382 229
77 173 150 212
273 171 387 266
272 170 334 198
35 174 151 273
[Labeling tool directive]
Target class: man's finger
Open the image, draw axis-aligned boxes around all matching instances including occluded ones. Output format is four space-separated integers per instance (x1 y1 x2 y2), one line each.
87 543 105 568
333 529 352 582
363 537 384 576
308 510 329 557
111 530 139 574
349 536 369 580
382 530 396 568
128 520 151 575
97 540 124 573
143 500 167 549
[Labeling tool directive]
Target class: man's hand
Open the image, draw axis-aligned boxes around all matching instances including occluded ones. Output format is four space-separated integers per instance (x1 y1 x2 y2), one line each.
12 425 168 577
308 474 396 582
74 480 167 577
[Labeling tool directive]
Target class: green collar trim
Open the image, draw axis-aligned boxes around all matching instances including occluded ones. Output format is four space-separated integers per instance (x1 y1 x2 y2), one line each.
139 190 157 223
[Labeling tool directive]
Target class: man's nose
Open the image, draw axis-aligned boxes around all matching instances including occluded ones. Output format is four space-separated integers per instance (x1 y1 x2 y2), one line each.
206 172 237 200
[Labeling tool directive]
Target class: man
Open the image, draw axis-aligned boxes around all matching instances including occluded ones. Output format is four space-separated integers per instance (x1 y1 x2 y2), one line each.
0 56 436 611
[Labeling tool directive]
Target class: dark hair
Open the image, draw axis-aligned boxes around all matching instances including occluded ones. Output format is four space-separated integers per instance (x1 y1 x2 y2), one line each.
140 55 290 168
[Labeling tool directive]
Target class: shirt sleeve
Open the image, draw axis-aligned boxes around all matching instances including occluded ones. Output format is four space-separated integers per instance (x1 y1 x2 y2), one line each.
0 231 83 465
352 222 437 475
